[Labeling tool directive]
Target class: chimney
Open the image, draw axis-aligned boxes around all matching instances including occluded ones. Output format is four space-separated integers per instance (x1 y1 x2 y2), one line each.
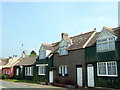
94 28 96 31
61 33 68 40
22 51 26 58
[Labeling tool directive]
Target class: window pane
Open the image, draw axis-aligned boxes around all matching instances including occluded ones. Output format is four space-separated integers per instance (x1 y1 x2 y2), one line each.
107 62 117 75
109 42 115 50
97 62 106 75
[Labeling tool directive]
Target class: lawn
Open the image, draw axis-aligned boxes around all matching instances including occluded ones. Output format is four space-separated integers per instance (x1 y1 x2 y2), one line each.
3 79 36 84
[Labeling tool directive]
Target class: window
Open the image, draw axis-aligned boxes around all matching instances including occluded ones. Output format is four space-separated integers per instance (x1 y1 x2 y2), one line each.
39 50 46 59
25 67 33 76
97 37 115 52
59 46 68 55
38 66 45 75
97 61 117 76
59 65 68 76
16 68 19 76
5 70 10 75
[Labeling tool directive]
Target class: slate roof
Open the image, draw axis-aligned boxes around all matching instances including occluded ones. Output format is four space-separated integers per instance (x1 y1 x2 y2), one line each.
44 26 120 55
52 30 96 53
15 56 38 66
112 27 120 41
86 32 100 47
68 31 96 50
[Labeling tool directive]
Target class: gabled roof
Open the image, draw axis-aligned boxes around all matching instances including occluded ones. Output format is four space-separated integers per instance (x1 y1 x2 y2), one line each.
100 26 120 42
2 57 19 68
86 26 120 47
15 56 38 66
41 43 59 51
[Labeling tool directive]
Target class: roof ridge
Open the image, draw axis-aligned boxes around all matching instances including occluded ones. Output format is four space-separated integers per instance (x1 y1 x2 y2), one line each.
70 30 95 39
103 26 113 31
42 43 53 46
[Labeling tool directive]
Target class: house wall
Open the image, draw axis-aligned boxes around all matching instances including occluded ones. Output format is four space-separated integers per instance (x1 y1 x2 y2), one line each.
14 66 25 80
33 57 53 83
2 67 14 77
14 66 34 80
53 49 86 86
85 42 120 88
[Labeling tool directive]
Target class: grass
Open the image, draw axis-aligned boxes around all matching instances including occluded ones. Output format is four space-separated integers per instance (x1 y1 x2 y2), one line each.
3 79 36 84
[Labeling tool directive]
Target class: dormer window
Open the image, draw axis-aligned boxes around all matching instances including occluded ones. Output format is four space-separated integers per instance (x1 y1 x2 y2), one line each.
59 46 68 55
39 50 46 59
97 37 115 52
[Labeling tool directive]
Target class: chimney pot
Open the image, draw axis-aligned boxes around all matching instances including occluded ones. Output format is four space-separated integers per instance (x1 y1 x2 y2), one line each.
61 33 68 40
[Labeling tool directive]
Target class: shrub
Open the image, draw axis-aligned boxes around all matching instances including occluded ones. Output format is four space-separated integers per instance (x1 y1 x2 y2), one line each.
2 74 10 79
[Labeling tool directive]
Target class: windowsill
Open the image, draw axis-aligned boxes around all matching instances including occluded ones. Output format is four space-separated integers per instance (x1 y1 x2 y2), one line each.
38 74 45 76
97 75 118 77
58 74 68 76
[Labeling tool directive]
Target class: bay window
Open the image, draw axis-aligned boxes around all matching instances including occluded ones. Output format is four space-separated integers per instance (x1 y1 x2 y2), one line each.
97 37 115 52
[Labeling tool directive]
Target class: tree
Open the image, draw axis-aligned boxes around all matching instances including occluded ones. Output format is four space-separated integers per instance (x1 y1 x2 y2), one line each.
29 50 37 57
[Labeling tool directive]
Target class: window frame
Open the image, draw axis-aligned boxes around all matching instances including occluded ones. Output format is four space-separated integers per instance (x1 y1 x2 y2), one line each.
38 66 46 75
25 67 33 76
5 70 10 75
97 37 115 52
97 61 118 77
39 50 46 59
59 65 68 76
59 46 68 55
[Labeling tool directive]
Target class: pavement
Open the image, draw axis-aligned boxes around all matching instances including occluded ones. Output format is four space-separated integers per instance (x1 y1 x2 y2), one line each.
0 80 120 90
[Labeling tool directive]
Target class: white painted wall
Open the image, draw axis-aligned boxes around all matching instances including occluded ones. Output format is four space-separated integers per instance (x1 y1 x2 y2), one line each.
46 50 52 57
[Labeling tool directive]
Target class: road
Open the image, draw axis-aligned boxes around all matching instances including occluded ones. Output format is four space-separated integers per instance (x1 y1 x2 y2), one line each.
0 80 119 90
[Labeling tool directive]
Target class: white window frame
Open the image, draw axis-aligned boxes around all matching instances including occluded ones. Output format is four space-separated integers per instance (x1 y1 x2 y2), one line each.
38 66 45 75
25 67 33 76
16 68 19 76
97 37 115 52
59 46 68 55
97 61 118 77
59 65 68 76
39 50 46 59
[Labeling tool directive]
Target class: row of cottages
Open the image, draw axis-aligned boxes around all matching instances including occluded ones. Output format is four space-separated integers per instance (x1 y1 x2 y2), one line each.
34 29 97 87
13 26 120 88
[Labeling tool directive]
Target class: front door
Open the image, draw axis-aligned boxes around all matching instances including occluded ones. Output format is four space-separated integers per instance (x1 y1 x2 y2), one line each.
49 70 53 83
87 64 94 87
77 67 83 87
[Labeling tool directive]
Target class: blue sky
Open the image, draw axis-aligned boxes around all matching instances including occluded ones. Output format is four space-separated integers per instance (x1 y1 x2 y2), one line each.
2 2 118 58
